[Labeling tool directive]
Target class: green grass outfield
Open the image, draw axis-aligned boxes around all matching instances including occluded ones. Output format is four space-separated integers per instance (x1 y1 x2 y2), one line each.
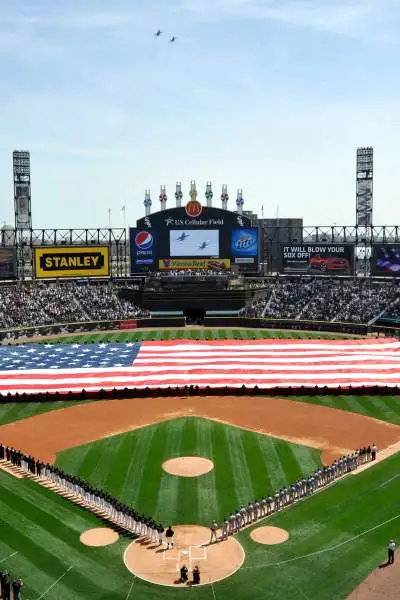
0 328 399 598
42 327 358 344
0 427 399 600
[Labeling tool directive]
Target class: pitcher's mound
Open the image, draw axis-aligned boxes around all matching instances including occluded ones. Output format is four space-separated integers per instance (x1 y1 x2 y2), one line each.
250 526 289 545
80 527 119 547
124 524 244 586
162 457 214 477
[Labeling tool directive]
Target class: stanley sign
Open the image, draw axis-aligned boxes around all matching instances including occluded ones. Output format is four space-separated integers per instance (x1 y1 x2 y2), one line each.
35 246 110 279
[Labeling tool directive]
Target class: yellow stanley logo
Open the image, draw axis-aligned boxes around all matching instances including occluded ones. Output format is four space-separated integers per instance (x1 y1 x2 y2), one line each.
35 246 110 279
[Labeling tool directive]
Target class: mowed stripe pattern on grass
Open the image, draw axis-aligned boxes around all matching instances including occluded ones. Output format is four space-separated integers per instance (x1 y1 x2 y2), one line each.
56 418 322 525
2 338 400 393
0 472 135 600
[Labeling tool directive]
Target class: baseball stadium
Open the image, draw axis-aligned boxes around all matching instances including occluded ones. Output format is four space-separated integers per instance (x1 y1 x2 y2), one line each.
1 155 400 600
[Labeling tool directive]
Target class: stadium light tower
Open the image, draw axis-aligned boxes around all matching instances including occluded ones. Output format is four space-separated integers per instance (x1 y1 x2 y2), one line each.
356 147 373 227
13 150 32 230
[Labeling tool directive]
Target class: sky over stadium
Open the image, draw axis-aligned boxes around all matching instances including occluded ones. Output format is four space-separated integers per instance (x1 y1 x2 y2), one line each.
1 0 400 229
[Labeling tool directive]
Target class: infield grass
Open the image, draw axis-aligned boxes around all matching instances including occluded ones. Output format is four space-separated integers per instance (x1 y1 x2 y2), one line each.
55 418 322 526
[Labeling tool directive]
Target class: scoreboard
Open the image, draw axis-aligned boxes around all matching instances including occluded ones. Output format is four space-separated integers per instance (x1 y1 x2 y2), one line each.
130 202 259 273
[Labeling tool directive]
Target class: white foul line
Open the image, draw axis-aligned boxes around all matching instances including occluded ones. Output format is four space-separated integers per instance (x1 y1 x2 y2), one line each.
242 513 400 571
0 551 18 564
211 582 217 600
36 566 73 600
125 577 136 600
378 473 400 488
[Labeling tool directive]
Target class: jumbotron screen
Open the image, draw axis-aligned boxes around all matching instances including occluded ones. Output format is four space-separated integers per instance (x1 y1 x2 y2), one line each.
169 229 219 257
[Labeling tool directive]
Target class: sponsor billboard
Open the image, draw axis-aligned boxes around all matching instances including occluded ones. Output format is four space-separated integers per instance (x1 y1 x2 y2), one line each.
170 229 219 257
280 244 354 274
119 319 138 330
371 245 400 276
231 228 258 257
0 248 17 279
34 246 110 279
159 258 231 270
129 228 156 273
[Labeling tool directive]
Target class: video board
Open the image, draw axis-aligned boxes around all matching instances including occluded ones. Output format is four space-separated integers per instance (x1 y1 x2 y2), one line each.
170 229 219 257
231 228 258 266
34 246 110 279
371 245 400 276
0 248 17 279
280 244 354 275
130 204 258 273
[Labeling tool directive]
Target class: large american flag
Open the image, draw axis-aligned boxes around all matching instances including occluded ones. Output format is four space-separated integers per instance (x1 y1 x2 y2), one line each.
0 338 399 395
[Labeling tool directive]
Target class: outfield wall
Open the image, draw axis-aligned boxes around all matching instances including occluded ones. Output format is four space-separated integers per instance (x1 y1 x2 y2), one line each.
2 316 399 343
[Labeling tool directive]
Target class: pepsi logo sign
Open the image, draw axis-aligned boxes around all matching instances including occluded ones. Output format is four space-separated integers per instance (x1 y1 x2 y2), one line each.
135 231 153 251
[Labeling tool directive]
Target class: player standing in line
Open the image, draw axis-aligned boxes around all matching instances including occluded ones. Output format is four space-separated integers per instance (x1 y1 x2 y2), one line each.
209 521 218 544
371 443 377 460
221 518 229 540
388 540 396 564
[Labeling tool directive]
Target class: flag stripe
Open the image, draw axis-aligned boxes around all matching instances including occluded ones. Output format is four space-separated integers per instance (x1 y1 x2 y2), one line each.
0 338 399 395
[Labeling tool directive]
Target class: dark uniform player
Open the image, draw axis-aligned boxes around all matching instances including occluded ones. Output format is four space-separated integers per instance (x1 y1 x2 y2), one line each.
12 577 23 600
180 565 188 582
166 525 174 549
193 565 200 585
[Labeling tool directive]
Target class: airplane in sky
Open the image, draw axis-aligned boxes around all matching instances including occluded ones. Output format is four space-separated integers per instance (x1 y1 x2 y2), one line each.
176 232 189 242
199 241 209 249
169 36 177 43
154 30 162 36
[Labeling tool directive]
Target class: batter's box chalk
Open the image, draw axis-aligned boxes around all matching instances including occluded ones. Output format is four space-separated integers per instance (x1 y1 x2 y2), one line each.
189 546 207 560
163 548 180 561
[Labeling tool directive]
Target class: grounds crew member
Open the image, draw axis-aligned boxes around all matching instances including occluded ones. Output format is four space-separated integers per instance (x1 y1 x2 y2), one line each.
388 540 396 564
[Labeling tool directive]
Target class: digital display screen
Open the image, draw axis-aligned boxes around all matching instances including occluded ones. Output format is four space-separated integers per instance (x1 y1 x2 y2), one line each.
371 246 400 276
169 229 219 257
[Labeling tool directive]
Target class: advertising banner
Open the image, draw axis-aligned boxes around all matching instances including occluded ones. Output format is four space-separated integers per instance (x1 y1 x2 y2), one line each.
371 245 400 276
158 258 231 270
280 244 354 274
129 228 155 273
231 228 258 257
0 248 17 279
35 246 110 279
170 229 219 257
119 319 138 330
15 184 30 229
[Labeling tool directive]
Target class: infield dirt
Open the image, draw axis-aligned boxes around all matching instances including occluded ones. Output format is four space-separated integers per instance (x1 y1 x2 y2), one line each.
0 396 399 464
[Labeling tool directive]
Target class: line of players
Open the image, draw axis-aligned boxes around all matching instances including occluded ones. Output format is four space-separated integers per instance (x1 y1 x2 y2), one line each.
1 443 377 547
213 445 377 541
1 444 164 543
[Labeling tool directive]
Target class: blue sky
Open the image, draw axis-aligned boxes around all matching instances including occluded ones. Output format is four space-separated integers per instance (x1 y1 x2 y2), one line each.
1 0 400 229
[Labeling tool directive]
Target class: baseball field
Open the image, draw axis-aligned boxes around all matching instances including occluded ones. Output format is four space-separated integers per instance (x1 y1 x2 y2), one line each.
0 328 399 599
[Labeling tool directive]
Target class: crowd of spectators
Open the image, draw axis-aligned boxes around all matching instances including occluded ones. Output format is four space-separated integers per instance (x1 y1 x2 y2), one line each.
0 278 399 331
0 282 148 330
243 278 400 323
